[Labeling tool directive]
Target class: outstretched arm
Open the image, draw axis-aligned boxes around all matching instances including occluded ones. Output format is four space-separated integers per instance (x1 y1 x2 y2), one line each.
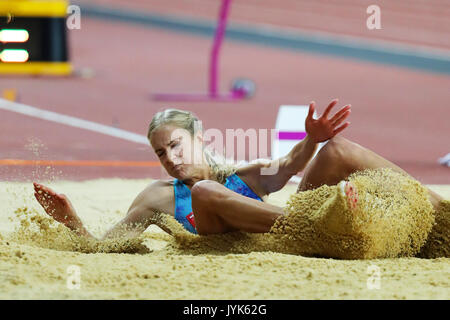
33 182 96 238
100 182 172 239
239 99 351 196
33 181 167 240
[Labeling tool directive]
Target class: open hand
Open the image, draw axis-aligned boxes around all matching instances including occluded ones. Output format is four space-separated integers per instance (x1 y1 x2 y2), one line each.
305 99 351 143
33 182 80 229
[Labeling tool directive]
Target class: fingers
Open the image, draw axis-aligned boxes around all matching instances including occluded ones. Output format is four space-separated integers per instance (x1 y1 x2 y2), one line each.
332 122 350 136
322 98 339 119
33 182 56 197
332 108 351 127
330 104 351 123
33 183 47 200
33 182 57 209
34 190 52 211
307 101 316 120
34 191 42 203
34 187 51 203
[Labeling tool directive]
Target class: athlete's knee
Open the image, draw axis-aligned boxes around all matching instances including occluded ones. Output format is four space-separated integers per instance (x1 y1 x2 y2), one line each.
191 180 227 235
191 180 224 205
317 136 350 161
191 180 218 194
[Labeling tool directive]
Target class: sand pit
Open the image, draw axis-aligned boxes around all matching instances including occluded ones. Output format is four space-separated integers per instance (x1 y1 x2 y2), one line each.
0 175 449 299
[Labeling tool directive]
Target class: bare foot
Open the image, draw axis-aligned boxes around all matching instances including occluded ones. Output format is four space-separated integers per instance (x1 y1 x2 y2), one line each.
33 182 80 229
339 180 359 210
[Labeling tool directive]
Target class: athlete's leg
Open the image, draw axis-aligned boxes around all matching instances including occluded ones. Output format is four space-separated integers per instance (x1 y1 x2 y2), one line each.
191 180 284 235
298 136 443 210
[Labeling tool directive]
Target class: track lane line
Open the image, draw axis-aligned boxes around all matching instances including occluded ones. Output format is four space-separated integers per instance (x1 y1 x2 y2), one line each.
0 98 149 145
0 159 160 167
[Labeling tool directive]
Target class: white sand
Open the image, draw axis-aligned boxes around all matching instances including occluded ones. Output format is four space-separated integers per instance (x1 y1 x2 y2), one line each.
0 178 449 299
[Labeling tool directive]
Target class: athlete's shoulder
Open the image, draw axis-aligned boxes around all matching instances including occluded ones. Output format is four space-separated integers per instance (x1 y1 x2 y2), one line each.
149 179 175 189
133 179 175 214
144 179 175 199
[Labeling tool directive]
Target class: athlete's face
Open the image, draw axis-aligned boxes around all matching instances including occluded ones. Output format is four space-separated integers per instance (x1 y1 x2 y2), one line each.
150 124 204 180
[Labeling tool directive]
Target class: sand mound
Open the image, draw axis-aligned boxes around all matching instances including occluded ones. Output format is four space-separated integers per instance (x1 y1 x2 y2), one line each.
146 210 272 255
270 168 435 259
9 206 149 254
157 168 436 259
4 169 439 260
417 200 450 258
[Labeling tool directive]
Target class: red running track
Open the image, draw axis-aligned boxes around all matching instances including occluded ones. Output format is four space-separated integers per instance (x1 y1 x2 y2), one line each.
78 0 450 50
0 2 449 183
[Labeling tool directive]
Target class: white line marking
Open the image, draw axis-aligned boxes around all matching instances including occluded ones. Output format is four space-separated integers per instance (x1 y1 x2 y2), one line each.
0 98 149 145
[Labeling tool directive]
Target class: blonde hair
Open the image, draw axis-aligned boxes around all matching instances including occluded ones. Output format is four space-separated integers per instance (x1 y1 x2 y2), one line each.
148 108 236 184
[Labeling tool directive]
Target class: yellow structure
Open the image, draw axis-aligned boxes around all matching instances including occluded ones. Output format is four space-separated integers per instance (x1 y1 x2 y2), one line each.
0 0 68 17
0 0 72 76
